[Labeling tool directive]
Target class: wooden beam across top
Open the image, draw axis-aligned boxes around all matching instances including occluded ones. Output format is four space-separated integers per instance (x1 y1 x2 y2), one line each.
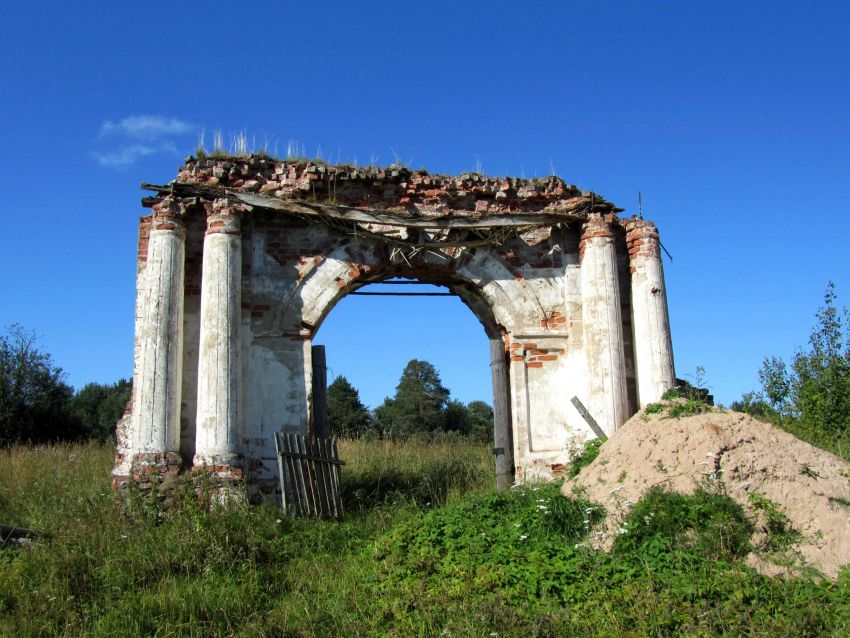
141 182 590 230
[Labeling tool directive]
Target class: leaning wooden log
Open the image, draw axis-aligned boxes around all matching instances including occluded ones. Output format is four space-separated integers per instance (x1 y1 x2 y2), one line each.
1 523 51 547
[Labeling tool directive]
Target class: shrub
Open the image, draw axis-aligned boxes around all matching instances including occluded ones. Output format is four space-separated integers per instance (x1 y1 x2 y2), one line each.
614 485 753 562
567 437 604 478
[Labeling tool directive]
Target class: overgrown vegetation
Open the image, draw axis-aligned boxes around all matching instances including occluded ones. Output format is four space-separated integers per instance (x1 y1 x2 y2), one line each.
566 437 604 478
734 282 850 460
638 386 712 420
748 492 802 553
3 441 849 637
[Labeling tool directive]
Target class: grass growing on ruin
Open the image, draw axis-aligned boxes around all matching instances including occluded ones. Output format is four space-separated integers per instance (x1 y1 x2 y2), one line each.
2 440 850 637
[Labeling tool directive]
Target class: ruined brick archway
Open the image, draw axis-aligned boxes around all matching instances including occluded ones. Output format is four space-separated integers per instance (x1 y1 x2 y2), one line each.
114 157 675 499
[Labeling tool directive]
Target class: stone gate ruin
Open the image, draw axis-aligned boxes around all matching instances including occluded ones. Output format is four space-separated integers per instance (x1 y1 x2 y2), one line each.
113 156 675 499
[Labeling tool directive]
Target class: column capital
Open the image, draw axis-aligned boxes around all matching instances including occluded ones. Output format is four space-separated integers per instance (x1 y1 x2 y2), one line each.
625 218 661 263
205 198 245 236
581 213 618 238
151 197 187 233
580 214 617 262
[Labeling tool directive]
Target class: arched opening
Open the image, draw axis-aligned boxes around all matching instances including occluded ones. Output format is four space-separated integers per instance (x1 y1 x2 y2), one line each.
309 273 515 491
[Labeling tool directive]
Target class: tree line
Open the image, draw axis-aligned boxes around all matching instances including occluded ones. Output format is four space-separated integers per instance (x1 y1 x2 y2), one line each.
732 282 850 454
0 324 493 446
6 282 846 451
328 359 494 440
0 325 130 446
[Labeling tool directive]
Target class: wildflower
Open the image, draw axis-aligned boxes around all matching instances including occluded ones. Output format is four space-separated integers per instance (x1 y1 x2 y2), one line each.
519 534 528 541
276 519 282 524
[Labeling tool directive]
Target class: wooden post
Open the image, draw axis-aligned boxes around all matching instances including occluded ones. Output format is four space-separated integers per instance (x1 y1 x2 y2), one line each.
490 337 514 491
312 345 328 439
570 396 609 441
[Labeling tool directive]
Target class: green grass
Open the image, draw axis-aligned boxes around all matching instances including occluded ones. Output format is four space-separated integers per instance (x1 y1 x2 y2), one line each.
2 440 850 637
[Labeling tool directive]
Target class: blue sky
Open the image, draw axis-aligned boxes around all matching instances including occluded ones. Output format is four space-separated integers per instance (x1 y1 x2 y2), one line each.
1 1 848 409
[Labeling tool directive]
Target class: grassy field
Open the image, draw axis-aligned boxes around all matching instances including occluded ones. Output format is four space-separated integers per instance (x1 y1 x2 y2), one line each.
1 439 849 637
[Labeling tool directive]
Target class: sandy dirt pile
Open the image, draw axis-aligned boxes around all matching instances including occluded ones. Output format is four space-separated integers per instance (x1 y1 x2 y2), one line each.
563 405 850 578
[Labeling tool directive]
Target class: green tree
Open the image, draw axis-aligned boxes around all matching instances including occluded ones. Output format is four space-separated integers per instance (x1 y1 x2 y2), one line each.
752 282 850 435
70 378 132 441
326 376 372 438
443 399 470 434
443 399 494 440
0 324 80 445
464 400 494 441
375 359 450 437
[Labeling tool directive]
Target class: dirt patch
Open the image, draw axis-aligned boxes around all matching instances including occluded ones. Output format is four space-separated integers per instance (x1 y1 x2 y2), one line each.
563 404 850 578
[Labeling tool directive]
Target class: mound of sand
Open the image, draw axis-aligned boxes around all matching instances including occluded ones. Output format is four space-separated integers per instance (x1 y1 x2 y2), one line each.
563 405 850 578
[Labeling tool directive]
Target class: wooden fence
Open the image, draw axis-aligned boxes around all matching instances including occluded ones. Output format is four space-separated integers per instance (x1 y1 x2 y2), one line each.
273 432 344 519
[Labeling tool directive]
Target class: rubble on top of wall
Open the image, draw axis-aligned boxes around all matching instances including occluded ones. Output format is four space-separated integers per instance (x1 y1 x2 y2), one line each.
173 155 621 218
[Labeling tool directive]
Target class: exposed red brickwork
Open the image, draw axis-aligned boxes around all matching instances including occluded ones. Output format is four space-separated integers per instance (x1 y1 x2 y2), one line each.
114 452 182 492
137 215 152 267
262 224 334 273
183 214 206 296
205 199 243 235
625 219 661 271
176 157 620 216
540 311 568 329
579 214 618 262
151 197 183 231
509 342 565 368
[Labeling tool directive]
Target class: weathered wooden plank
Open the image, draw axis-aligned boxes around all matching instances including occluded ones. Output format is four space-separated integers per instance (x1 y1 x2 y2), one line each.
290 433 310 516
330 439 344 518
314 438 331 517
0 524 50 547
273 433 288 512
140 183 590 229
570 396 609 441
233 191 585 229
307 437 324 517
300 435 319 517
273 433 345 519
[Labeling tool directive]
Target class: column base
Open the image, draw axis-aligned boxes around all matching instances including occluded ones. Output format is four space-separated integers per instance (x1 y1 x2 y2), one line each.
191 459 246 506
112 451 183 503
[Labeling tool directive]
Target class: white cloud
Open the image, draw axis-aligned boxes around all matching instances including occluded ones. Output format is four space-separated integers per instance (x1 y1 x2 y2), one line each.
99 115 194 140
93 142 179 169
95 114 192 169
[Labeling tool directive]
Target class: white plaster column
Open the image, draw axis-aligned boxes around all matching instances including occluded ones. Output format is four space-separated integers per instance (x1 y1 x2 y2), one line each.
580 214 628 435
194 201 242 468
132 200 185 462
626 220 675 407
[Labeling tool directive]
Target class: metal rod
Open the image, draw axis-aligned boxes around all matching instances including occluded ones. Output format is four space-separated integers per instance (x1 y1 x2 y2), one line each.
349 291 455 296
367 280 428 284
